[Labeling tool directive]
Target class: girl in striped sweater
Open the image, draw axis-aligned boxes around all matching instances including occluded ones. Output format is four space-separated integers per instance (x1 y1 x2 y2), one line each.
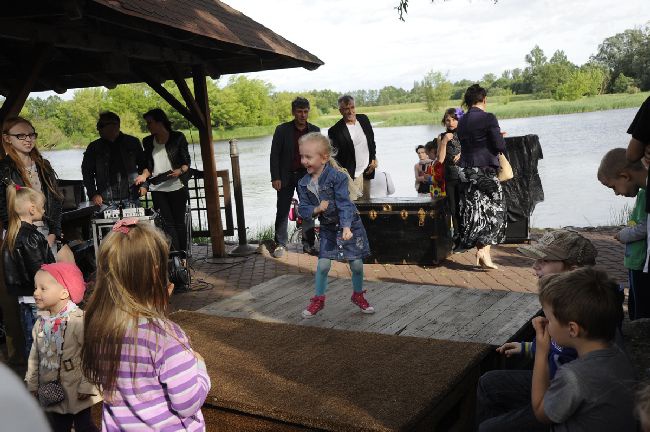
81 219 210 431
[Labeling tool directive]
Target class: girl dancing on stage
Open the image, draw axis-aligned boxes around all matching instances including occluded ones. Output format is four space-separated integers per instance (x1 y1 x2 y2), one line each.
296 132 374 318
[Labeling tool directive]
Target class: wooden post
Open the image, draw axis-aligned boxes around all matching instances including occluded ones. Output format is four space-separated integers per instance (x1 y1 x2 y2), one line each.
192 64 225 257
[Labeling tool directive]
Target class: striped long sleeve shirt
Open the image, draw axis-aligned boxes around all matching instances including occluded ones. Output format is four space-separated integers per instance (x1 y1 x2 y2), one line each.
103 319 211 431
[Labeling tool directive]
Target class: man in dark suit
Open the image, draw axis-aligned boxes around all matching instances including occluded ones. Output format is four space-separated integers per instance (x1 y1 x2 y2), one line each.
270 97 320 258
327 95 377 198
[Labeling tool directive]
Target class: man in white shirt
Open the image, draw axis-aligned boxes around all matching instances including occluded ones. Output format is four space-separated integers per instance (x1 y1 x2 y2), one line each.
327 95 378 199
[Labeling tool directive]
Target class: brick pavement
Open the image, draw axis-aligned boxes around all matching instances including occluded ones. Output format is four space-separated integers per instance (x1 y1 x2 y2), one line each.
171 228 627 312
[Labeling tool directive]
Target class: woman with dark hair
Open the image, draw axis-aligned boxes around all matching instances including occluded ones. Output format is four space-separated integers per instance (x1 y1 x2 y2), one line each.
437 107 463 246
414 144 432 195
456 84 507 269
138 108 191 252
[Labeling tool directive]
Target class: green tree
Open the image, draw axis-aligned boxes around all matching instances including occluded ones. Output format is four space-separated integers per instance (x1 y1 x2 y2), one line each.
24 96 63 121
525 45 547 69
208 76 274 128
554 65 607 101
309 89 339 114
56 88 105 141
105 83 162 131
421 71 453 112
377 86 409 105
549 50 570 65
592 26 650 91
481 73 497 88
611 73 637 93
271 92 299 123
579 64 608 96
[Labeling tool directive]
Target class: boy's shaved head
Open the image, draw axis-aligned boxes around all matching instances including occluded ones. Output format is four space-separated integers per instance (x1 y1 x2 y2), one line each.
597 148 645 182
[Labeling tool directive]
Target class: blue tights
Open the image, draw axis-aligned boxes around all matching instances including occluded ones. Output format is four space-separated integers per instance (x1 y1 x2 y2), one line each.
315 258 364 296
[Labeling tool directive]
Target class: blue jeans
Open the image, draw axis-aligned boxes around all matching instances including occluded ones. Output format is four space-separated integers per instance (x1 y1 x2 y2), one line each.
274 171 314 248
19 303 38 359
476 369 549 432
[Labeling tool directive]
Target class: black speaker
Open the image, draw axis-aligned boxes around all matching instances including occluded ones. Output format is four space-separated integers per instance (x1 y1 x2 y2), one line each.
505 216 529 244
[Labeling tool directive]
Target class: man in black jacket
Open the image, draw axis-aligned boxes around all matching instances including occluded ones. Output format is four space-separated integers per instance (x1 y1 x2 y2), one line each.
269 97 319 258
82 112 145 207
327 95 377 199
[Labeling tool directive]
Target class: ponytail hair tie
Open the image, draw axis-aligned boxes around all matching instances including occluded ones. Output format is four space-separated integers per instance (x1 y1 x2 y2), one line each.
15 185 21 191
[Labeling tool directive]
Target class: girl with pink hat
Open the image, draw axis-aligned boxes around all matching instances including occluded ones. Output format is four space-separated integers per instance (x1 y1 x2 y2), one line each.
25 262 102 431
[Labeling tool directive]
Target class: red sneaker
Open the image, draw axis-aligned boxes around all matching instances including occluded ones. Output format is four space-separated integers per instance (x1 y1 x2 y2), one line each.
302 295 325 318
351 291 375 314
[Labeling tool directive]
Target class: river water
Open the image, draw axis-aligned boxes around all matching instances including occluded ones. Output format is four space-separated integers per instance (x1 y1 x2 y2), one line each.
46 108 639 232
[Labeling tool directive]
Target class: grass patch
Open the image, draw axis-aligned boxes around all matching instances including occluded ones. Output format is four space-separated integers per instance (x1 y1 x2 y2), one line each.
200 92 648 140
250 224 275 243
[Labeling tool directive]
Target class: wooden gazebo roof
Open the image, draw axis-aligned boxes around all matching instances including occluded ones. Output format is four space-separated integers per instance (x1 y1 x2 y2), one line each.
0 0 323 258
0 0 323 95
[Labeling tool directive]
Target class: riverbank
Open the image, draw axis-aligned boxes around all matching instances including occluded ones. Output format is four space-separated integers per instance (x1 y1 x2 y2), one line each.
194 91 649 141
43 92 648 148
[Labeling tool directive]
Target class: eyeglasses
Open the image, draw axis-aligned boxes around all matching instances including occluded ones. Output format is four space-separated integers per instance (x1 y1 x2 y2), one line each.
4 132 38 141
96 122 117 130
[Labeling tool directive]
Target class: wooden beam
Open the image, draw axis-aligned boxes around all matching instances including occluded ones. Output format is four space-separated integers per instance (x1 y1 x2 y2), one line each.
1 20 203 65
62 0 83 20
135 68 200 128
0 43 50 123
192 64 225 257
168 63 206 129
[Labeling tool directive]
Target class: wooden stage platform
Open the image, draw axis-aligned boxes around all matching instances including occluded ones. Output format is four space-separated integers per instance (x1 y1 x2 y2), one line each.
189 276 542 431
198 274 541 346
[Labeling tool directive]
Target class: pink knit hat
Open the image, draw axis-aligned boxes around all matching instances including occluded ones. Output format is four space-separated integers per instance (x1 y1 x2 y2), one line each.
40 262 86 304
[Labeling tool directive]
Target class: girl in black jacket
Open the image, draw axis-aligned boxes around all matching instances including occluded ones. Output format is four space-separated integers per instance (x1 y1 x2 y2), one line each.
1 184 74 358
137 108 191 252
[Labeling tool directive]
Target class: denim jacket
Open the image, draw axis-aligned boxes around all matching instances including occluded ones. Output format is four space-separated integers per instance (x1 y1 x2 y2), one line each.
297 163 356 228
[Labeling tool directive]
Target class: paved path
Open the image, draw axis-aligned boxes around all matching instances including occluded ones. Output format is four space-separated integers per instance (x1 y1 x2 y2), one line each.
171 228 627 313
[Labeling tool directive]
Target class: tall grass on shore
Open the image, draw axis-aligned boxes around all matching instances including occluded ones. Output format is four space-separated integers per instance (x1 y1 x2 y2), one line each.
207 91 649 141
608 203 633 226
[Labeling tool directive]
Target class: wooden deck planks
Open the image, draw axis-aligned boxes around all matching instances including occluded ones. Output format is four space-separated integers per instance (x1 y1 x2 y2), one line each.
197 274 540 346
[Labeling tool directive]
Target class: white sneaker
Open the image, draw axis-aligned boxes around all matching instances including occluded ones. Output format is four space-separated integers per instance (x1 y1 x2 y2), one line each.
272 246 286 258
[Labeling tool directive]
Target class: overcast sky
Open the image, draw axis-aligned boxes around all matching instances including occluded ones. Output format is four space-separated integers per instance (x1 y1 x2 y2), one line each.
222 0 650 92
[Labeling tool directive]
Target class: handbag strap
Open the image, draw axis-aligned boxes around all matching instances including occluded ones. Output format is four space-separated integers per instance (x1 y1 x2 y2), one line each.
36 317 69 385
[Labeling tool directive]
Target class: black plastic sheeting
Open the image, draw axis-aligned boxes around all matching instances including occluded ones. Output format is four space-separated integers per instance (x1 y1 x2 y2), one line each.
502 135 544 222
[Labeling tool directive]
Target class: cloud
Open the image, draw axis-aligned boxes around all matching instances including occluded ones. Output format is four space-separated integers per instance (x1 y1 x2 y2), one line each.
223 0 650 92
